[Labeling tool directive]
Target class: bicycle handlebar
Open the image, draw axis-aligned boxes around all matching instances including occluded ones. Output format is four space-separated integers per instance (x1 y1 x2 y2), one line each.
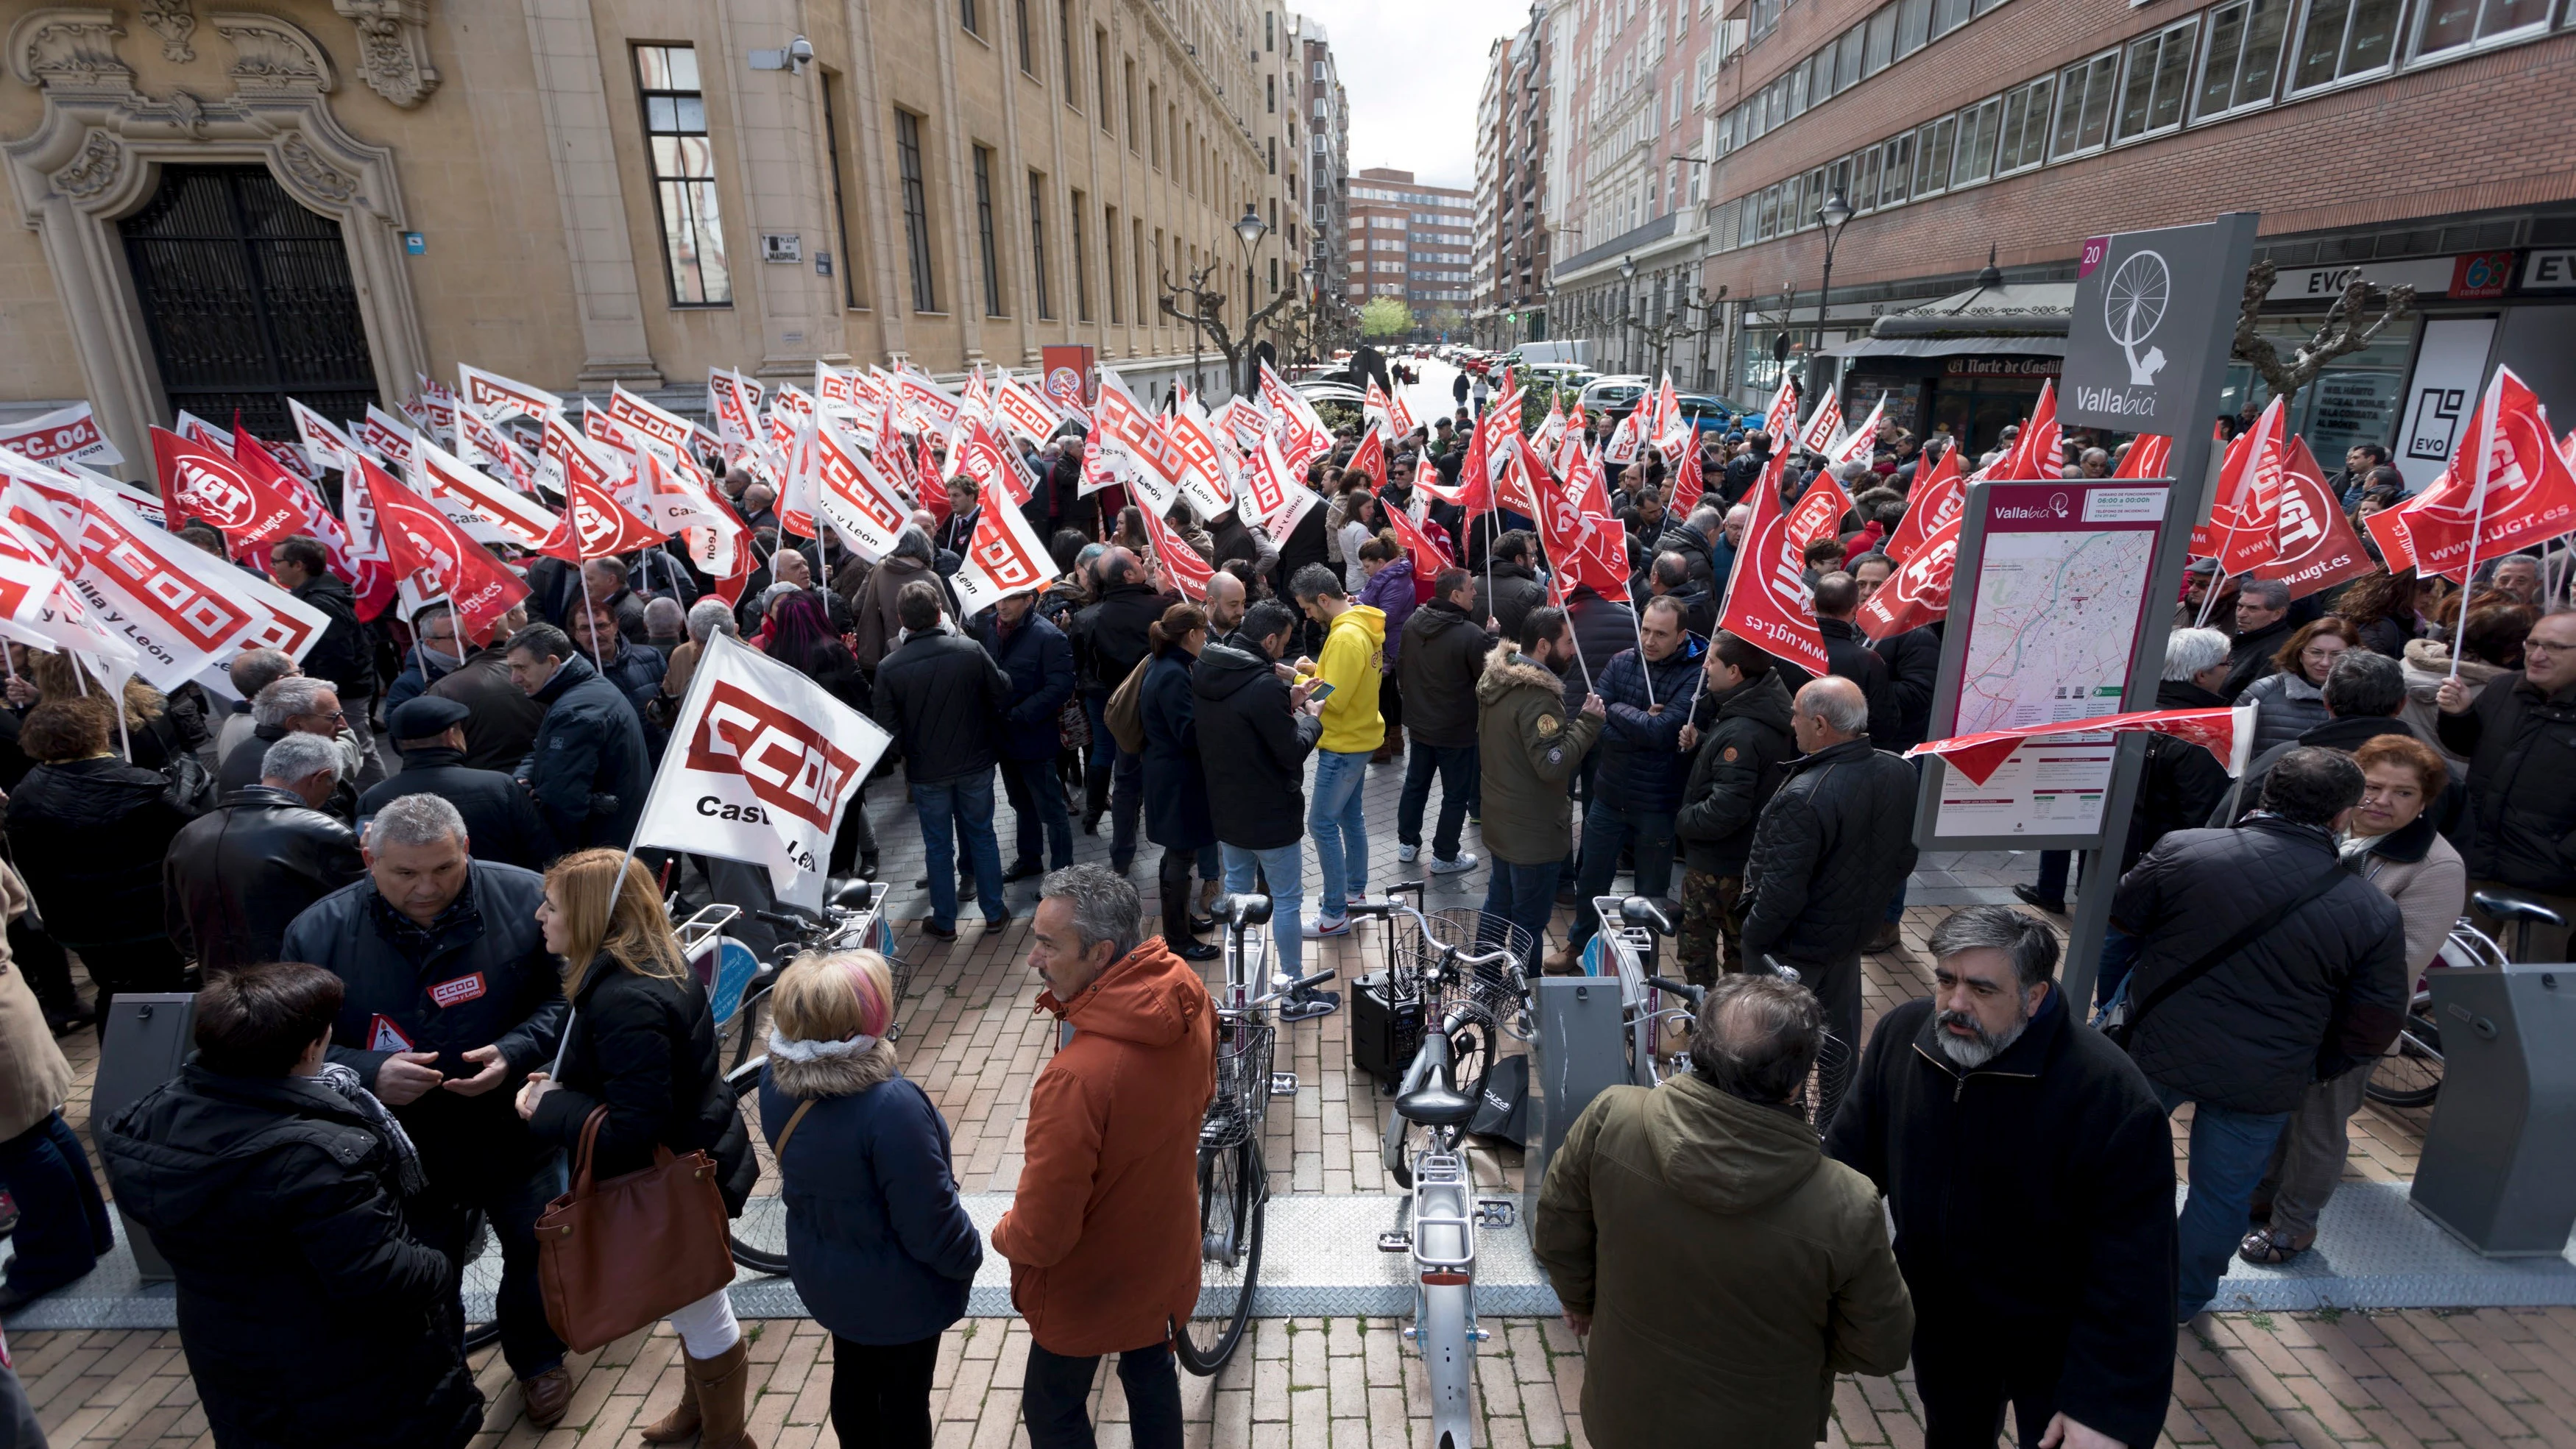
1345 896 1518 977
1231 968 1341 1013
752 908 814 932
1646 976 1705 1007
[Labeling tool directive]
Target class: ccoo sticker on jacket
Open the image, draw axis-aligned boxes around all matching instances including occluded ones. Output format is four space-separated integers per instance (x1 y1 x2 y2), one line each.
428 973 487 1009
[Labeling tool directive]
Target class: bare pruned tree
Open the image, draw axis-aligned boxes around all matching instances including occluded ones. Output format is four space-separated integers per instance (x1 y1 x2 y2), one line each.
2232 258 2417 411
1160 261 1301 394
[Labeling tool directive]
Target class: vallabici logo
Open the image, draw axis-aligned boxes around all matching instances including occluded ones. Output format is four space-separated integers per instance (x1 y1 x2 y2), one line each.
2106 249 2170 387
1994 492 2074 521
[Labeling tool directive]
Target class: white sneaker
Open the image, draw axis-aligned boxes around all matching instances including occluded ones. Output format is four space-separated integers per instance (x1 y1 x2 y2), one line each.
1428 852 1479 875
1397 843 1420 863
1303 914 1351 939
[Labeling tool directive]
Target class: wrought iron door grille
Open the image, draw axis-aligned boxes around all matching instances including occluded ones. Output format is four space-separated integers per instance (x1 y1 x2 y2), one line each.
118 164 379 442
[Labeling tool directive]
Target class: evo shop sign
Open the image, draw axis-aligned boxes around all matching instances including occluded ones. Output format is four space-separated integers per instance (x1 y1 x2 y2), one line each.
2060 216 2257 434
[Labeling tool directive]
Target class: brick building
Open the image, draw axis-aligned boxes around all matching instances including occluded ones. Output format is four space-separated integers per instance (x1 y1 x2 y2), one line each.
1 0 1331 461
1347 168 1476 339
1301 20 1354 340
1470 5 1559 351
1549 0 1731 388
1691 0 2576 464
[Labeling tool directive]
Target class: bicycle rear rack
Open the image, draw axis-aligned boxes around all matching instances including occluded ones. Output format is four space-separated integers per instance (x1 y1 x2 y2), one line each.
1404 1154 1477 1272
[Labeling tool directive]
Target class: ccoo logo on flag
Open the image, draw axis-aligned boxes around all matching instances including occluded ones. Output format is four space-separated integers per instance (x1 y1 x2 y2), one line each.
684 681 862 831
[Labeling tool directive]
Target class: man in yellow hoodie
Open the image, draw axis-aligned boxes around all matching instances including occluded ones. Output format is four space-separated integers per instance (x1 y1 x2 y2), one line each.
1289 564 1386 954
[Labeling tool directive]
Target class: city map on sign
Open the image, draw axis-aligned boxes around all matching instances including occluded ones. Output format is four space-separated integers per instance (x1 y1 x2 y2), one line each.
1952 527 2155 738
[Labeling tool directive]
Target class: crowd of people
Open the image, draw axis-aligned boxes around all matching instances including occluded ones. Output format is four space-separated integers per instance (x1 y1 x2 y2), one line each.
0 369 2569 1449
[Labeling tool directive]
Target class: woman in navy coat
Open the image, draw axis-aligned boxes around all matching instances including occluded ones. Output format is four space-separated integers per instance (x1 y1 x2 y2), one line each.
756 950 981 1449
1139 600 1220 961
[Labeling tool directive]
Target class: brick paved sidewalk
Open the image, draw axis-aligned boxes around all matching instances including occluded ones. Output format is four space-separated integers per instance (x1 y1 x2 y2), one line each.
18 1306 2576 1448
3 749 2463 1446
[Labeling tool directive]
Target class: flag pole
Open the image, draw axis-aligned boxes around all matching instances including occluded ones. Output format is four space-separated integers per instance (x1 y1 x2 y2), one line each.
1480 505 1496 630
2450 380 2502 682
2193 568 2229 629
1624 592 1657 707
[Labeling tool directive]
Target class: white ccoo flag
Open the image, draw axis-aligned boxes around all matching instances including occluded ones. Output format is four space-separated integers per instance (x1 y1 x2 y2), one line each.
632 634 891 909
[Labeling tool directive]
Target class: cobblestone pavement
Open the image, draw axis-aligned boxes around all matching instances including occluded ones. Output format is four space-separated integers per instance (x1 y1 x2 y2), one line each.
7 743 2459 1445
20 1306 2576 1448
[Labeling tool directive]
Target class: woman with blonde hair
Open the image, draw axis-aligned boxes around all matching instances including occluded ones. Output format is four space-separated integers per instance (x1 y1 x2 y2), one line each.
515 849 759 1447
757 949 979 1449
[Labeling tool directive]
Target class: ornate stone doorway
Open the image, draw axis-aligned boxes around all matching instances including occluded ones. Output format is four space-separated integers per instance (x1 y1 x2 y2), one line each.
118 163 379 437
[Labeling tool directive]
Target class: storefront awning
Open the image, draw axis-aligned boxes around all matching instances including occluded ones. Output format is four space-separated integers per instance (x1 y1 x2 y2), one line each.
1820 333 2068 360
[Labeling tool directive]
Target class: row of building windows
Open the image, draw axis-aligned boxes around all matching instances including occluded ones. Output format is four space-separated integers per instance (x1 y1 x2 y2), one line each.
1351 185 1470 205
1718 0 2009 158
1710 0 2570 253
631 34 1259 322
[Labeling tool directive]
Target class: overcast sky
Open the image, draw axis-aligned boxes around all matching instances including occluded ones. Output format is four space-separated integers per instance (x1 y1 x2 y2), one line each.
1292 1 1533 191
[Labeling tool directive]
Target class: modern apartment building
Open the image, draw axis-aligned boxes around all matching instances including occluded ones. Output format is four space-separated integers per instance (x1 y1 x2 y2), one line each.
1301 20 1354 329
1348 169 1476 338
1 0 1309 459
1548 0 1731 386
1471 5 1559 351
1694 0 2576 463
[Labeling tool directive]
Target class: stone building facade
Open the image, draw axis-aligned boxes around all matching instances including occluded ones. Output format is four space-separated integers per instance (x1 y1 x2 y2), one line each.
2 0 1334 464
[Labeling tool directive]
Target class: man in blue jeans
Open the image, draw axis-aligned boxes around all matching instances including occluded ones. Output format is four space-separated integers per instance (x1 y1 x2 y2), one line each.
1551 596 1705 973
1396 567 1490 874
1475 607 1603 972
1290 564 1388 941
873 580 1013 940
1193 599 1333 1016
2109 747 2406 1321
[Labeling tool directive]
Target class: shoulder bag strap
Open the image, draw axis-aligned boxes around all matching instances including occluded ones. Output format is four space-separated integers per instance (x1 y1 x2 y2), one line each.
2127 863 2347 1035
768 1099 818 1160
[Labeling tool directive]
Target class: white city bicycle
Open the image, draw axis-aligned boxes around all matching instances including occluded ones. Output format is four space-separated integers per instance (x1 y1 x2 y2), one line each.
1345 896 1525 1449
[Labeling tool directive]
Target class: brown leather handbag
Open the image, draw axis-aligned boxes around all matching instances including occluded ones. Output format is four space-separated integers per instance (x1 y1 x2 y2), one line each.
534 1106 737 1353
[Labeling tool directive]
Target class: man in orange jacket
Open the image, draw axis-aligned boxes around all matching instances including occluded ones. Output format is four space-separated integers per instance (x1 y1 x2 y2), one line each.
994 863 1216 1449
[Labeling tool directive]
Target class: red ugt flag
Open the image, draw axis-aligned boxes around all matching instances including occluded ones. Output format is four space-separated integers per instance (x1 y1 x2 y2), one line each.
356 456 529 645
152 427 308 556
1714 455 1829 675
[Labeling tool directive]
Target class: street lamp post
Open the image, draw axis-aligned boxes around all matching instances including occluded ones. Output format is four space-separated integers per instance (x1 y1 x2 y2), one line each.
1811 188 1853 411
1298 261 1317 365
1233 203 1270 396
1619 254 1638 375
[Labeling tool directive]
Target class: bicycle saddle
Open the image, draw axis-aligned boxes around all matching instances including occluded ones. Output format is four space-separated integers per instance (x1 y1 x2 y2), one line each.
1619 896 1680 937
827 878 874 910
1215 893 1274 929
2471 888 2566 929
1397 1080 1481 1128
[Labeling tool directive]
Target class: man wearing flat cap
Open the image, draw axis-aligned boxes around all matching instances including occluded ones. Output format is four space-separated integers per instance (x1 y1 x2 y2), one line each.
356 697 554 872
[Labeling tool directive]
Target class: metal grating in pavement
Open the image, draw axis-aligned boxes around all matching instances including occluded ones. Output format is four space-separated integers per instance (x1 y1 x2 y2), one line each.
15 1177 2574 1332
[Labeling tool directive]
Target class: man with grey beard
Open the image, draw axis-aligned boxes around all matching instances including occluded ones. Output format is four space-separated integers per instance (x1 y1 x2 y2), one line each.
1826 907 2174 1449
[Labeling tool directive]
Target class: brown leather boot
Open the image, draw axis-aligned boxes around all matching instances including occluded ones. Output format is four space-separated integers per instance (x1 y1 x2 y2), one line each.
634 1356 700 1442
519 1368 572 1430
689 1338 758 1449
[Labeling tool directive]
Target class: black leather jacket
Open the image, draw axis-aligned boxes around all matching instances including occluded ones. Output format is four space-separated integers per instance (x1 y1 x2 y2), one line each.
164 786 364 977
1740 737 1922 963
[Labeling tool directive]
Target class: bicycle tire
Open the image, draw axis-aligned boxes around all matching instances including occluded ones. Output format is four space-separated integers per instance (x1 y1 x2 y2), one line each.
2364 1009 2443 1108
1441 1010 1498 1118
1173 1136 1264 1375
721 1057 792 1276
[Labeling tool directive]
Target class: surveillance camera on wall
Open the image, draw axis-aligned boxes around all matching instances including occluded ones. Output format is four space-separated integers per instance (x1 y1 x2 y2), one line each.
751 34 814 74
